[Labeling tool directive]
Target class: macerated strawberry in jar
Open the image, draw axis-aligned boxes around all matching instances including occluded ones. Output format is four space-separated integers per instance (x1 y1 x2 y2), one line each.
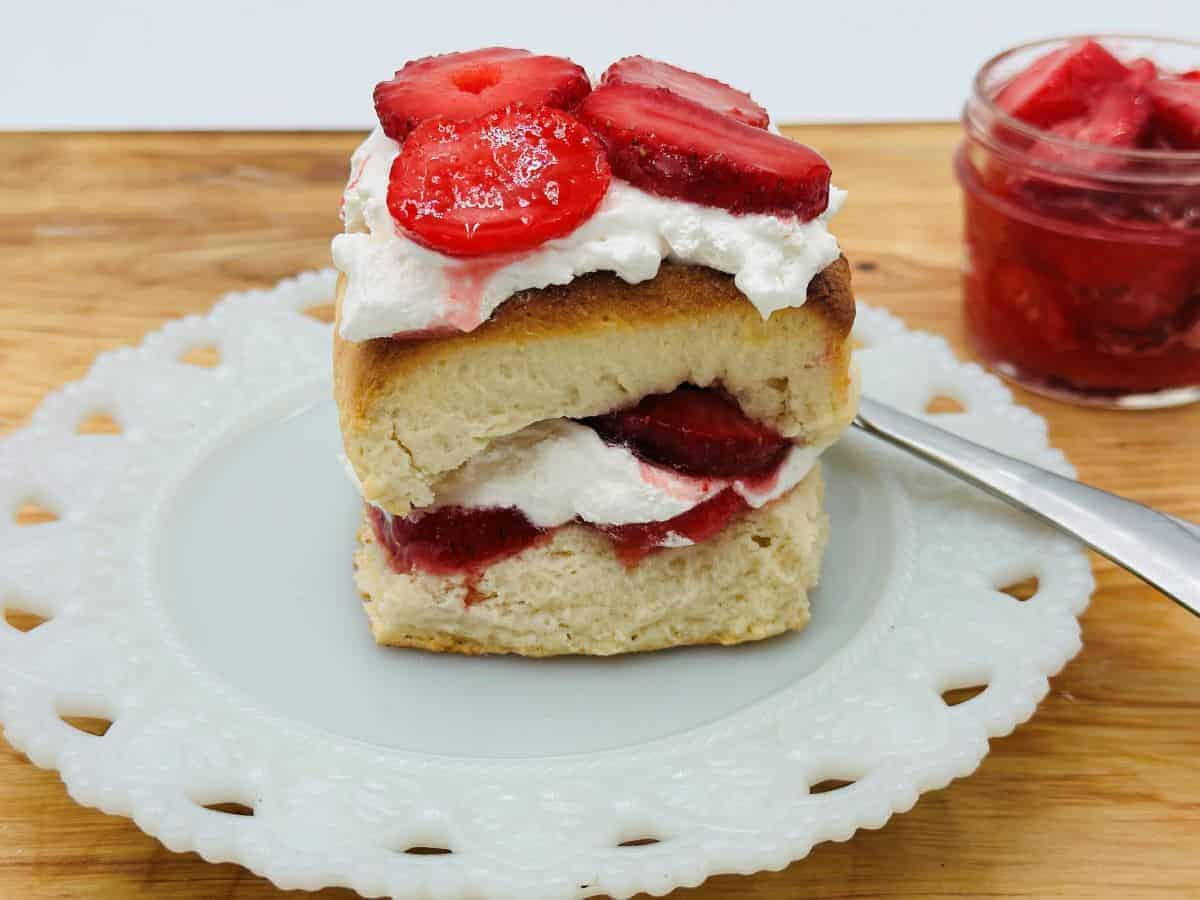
1148 77 1200 149
995 38 1129 128
1032 66 1154 166
387 105 611 257
959 35 1200 406
373 47 591 141
961 167 1200 394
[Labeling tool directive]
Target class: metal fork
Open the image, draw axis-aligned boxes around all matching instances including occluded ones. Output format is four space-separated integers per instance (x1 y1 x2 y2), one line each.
853 396 1200 617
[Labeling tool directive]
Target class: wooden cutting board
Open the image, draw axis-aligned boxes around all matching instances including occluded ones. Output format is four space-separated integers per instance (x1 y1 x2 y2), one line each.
1 125 1198 899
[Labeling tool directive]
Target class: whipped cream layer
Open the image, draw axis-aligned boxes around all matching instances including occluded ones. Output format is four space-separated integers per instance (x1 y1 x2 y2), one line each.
429 419 823 529
333 127 845 341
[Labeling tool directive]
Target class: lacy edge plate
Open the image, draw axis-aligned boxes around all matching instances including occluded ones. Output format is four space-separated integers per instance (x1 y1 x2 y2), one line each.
0 270 1093 900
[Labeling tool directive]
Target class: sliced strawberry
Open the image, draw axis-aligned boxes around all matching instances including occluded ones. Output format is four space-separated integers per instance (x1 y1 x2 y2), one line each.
1147 78 1200 149
578 84 830 218
996 39 1128 128
583 385 790 478
599 489 749 566
370 505 547 576
387 105 611 257
1126 58 1159 82
373 47 591 141
1034 74 1153 165
600 55 769 128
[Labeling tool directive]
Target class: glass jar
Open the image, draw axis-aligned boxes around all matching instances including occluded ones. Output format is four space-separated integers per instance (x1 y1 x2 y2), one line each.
956 35 1200 408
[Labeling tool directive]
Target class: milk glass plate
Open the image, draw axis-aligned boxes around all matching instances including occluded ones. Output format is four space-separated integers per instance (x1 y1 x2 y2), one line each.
0 271 1093 900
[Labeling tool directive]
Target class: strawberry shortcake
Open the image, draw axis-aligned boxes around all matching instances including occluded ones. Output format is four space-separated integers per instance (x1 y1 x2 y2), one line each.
332 49 858 656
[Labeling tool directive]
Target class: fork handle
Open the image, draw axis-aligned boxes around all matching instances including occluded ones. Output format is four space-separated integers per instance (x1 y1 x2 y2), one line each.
854 397 1200 618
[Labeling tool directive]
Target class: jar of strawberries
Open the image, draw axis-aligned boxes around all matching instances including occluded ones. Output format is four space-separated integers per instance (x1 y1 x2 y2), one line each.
956 35 1200 407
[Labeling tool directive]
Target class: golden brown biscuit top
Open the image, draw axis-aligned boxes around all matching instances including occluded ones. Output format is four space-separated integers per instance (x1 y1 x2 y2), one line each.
336 257 853 388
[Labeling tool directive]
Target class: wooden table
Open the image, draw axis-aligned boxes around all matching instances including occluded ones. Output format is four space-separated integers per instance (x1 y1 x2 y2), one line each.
2 125 1198 899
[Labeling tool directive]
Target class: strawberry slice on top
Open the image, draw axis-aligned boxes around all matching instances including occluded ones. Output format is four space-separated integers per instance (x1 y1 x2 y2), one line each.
600 55 770 128
387 104 611 258
374 47 591 141
995 38 1128 128
578 83 831 219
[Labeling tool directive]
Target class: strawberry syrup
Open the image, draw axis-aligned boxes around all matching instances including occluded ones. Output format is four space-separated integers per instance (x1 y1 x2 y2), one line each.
441 254 525 331
346 153 372 193
635 461 715 503
369 506 512 605
338 153 373 219
735 462 783 497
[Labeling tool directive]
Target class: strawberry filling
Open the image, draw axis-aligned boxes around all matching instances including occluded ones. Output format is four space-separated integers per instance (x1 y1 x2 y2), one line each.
582 384 788 477
368 504 550 577
597 486 753 566
368 386 796 584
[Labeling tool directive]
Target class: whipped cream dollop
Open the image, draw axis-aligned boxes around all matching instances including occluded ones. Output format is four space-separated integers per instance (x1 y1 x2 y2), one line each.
333 127 845 341
428 419 823 529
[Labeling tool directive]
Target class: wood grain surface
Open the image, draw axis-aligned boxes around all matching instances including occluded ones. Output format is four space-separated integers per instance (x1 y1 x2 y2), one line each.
1 125 1199 899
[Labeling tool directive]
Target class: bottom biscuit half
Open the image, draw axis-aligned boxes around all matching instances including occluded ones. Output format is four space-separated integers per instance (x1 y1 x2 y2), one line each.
353 465 828 657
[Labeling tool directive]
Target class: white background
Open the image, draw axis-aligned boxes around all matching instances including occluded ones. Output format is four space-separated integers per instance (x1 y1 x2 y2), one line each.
2 0 1196 129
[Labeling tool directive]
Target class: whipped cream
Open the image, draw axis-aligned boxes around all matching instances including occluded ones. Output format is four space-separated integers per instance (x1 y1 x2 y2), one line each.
333 127 845 341
429 419 823 529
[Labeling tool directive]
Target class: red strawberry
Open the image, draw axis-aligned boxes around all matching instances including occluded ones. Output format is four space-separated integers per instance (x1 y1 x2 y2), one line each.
600 489 749 565
583 385 790 478
1182 70 1200 82
600 55 769 128
370 505 547 575
387 105 611 257
578 83 830 219
1126 58 1159 82
1034 70 1153 165
373 47 591 141
1147 78 1200 149
996 39 1128 128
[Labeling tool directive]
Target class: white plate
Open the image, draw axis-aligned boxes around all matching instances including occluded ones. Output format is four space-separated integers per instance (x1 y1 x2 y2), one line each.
0 271 1093 899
